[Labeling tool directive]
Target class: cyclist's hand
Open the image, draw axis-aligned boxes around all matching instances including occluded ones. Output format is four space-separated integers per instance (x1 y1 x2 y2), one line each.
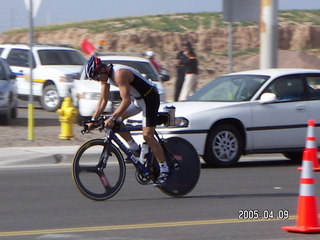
104 118 115 129
86 122 95 131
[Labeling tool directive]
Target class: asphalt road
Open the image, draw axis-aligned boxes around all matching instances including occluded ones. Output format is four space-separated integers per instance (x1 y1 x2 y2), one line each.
0 158 319 240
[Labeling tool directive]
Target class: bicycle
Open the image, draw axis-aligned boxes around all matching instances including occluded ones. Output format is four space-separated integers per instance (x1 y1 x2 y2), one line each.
71 114 201 201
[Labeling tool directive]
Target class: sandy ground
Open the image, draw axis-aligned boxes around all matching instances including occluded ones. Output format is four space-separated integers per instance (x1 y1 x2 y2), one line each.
0 106 102 147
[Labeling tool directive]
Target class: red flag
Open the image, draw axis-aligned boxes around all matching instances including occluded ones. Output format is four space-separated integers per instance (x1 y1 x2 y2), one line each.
81 39 95 55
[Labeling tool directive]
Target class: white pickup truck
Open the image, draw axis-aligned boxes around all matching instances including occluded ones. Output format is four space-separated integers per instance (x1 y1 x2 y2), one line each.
0 43 86 111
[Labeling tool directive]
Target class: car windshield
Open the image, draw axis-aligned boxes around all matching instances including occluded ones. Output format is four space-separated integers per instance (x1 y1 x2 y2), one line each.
188 74 270 101
102 60 159 82
38 50 86 65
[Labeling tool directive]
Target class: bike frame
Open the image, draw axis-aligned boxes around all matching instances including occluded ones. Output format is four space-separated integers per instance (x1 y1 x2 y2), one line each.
102 124 157 178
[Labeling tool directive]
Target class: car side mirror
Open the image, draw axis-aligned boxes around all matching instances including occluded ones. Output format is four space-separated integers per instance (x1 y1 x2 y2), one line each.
259 92 276 104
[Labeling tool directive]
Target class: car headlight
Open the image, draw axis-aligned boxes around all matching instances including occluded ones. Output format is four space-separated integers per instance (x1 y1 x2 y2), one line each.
78 92 100 100
174 117 189 127
59 74 74 82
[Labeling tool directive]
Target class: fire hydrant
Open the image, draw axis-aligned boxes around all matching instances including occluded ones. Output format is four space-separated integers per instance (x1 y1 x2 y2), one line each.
56 97 78 140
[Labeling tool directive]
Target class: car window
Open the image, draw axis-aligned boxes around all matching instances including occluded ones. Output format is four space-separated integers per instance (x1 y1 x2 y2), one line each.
188 75 269 101
306 74 320 100
7 48 36 68
102 60 159 82
264 75 305 102
0 48 4 56
38 50 86 65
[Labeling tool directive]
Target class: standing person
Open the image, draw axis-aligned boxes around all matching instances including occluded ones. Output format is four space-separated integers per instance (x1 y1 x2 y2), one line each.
84 56 170 187
145 51 162 73
173 41 190 101
178 45 198 101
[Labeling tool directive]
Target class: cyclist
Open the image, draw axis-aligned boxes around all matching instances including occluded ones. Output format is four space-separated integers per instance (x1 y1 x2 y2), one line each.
84 56 169 186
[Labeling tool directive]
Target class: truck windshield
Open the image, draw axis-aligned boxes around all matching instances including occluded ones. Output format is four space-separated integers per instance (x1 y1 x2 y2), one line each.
38 50 86 65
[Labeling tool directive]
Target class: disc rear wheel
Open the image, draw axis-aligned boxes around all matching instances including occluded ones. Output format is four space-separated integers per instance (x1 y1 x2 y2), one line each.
151 137 201 197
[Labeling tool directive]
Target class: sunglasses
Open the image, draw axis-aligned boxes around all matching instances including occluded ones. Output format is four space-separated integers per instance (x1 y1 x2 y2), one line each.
93 71 108 81
92 63 110 80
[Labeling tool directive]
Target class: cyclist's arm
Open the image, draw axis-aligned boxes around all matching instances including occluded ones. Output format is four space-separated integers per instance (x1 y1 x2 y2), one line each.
110 69 133 120
92 81 110 120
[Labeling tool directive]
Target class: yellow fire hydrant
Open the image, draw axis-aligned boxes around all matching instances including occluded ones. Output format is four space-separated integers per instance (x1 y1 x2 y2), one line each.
56 97 78 140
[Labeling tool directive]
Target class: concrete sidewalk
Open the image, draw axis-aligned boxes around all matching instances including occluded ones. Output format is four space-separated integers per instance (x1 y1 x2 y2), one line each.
0 145 81 165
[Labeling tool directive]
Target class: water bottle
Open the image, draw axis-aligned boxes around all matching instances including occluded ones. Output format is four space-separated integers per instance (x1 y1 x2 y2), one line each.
139 142 149 164
163 106 176 126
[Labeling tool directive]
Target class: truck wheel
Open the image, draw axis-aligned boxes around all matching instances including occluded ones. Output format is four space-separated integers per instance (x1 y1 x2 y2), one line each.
0 108 11 125
41 85 62 112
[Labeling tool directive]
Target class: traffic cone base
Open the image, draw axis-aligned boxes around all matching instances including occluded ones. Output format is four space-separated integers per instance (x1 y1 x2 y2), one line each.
282 225 320 233
282 196 320 233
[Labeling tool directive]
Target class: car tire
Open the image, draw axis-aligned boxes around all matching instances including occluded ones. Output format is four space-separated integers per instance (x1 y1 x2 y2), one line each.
204 124 243 167
283 152 303 162
0 108 11 125
40 85 62 112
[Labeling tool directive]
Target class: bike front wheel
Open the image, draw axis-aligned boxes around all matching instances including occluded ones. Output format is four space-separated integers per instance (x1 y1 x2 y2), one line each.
152 137 201 197
72 139 126 201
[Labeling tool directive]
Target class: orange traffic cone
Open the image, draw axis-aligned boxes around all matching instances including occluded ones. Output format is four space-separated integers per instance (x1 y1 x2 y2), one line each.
298 119 320 171
282 150 320 233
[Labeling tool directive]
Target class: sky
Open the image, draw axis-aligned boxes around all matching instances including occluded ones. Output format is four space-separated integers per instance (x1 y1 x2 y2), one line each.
0 0 319 34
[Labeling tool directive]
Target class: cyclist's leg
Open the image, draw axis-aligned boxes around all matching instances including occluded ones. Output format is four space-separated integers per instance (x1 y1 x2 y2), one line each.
117 101 141 150
142 126 166 164
139 92 170 186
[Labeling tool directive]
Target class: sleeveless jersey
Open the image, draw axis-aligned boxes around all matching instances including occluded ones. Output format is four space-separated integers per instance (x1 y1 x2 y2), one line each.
107 64 156 99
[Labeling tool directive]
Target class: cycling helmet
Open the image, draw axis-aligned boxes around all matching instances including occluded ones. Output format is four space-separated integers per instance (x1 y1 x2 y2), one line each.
85 56 104 79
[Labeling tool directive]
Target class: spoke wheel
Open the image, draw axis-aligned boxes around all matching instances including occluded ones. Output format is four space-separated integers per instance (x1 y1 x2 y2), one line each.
72 139 126 201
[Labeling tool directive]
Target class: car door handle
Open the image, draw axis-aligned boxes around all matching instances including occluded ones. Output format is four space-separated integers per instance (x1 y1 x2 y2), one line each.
296 105 306 111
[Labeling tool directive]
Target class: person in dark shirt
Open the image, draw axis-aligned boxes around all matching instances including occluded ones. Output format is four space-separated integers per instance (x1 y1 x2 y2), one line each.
179 45 198 101
173 41 190 101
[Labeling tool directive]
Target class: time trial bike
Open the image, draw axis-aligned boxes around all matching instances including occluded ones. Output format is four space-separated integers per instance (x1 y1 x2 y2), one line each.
72 114 201 201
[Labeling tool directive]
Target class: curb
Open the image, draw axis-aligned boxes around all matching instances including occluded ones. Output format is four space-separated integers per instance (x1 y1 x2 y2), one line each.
0 145 80 165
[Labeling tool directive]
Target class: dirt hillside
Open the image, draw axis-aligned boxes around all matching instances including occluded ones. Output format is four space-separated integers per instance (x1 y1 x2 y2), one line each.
1 13 320 100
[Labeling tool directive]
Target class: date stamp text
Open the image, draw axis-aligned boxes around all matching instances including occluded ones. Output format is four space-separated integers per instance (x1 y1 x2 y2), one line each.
238 209 289 220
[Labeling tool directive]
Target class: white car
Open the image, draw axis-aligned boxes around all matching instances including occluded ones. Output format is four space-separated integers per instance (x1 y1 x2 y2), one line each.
0 43 86 111
73 54 169 122
154 68 320 167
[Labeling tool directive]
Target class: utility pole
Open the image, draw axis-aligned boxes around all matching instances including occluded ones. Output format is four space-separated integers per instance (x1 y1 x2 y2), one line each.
260 0 278 69
28 0 34 141
24 0 42 141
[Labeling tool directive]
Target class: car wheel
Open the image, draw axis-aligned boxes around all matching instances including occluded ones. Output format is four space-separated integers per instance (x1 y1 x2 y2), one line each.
283 152 303 162
204 124 243 167
0 108 11 125
41 85 62 112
